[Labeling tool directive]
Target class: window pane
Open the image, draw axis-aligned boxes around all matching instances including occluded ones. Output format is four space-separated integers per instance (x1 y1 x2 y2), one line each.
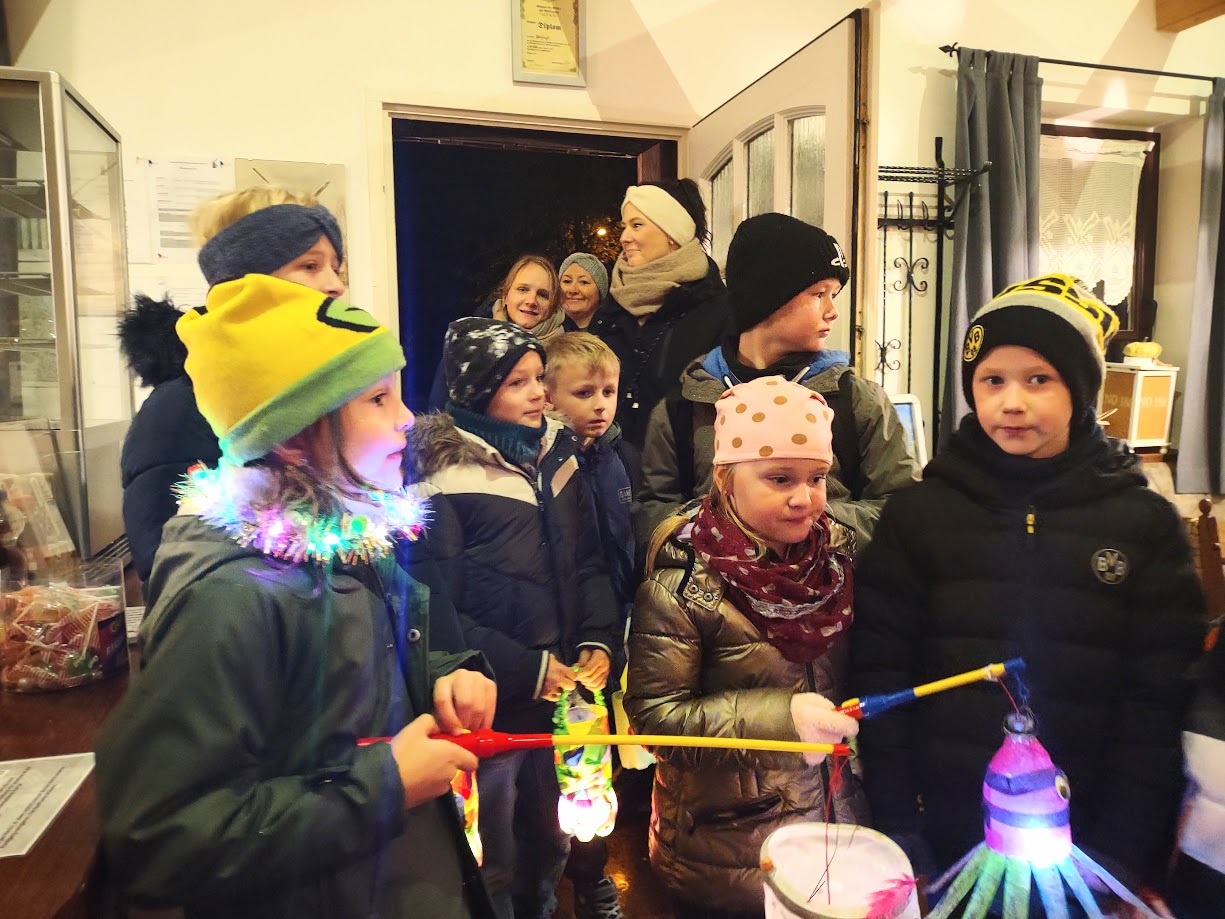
746 128 774 217
710 161 733 268
790 114 826 225
1038 133 1149 320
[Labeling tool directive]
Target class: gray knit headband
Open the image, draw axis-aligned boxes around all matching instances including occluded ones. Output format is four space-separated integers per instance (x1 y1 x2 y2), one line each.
197 203 344 287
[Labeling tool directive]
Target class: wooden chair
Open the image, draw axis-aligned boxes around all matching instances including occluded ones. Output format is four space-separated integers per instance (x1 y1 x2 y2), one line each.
1186 498 1225 642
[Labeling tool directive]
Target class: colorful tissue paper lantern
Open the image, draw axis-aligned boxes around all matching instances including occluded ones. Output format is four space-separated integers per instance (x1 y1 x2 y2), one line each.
553 688 618 842
926 712 1160 919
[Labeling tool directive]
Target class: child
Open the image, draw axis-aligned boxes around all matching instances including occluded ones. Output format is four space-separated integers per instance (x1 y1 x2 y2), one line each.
543 331 637 919
545 331 640 613
428 256 563 410
407 318 620 919
852 274 1204 896
634 213 918 555
625 375 865 918
120 187 345 583
97 275 499 918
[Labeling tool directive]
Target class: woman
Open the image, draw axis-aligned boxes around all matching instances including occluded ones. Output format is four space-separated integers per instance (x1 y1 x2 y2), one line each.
625 376 865 919
428 255 563 409
590 179 729 447
558 252 608 331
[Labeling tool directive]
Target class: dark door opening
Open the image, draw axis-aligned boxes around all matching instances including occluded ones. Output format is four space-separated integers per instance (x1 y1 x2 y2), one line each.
391 119 676 409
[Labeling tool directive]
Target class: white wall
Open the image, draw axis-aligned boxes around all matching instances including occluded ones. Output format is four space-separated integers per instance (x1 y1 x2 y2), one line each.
868 0 1225 446
18 0 1225 452
15 0 859 322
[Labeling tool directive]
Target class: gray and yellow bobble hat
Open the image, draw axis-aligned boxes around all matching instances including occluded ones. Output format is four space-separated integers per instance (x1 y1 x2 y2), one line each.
961 273 1119 422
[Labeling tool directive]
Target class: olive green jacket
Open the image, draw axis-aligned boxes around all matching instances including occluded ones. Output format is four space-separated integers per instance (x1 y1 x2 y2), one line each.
96 515 494 919
634 359 920 554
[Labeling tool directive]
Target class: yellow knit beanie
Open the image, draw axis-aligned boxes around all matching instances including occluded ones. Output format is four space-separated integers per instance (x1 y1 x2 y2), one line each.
177 274 405 463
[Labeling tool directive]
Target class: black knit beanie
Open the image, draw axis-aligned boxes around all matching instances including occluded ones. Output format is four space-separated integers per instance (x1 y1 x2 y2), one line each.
197 203 344 288
961 273 1119 424
725 213 850 335
443 317 546 413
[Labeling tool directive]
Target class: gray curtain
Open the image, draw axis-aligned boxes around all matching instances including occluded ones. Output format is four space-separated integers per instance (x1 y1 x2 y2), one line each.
940 49 1042 444
1176 79 1225 494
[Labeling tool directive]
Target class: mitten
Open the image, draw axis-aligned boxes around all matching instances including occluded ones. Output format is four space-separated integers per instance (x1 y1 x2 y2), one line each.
790 692 859 765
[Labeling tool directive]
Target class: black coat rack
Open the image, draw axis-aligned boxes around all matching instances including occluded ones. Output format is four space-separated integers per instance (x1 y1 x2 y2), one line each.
877 136 989 438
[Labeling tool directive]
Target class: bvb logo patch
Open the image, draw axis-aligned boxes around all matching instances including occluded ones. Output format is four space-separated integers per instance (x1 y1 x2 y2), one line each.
317 297 380 333
1091 548 1129 585
963 324 985 362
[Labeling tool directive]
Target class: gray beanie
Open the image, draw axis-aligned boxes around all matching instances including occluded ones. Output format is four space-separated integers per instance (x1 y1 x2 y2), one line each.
197 203 343 287
558 252 609 301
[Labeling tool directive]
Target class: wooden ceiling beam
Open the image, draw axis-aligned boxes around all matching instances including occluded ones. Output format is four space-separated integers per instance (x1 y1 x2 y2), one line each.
1156 0 1225 32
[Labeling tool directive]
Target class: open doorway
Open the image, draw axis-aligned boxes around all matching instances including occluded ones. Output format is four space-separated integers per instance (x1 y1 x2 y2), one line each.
391 119 676 409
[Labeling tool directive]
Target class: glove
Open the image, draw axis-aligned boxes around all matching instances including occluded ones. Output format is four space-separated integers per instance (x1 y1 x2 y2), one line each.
790 693 859 766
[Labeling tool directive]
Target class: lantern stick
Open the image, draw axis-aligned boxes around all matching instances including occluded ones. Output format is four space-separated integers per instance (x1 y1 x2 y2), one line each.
358 728 850 758
837 658 1025 720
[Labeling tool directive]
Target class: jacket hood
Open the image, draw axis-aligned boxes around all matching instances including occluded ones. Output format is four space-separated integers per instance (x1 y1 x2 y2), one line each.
926 415 1144 508
118 294 189 387
406 411 564 480
681 349 851 405
140 515 270 643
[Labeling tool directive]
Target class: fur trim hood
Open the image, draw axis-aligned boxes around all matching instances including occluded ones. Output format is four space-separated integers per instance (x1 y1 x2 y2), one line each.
405 411 564 481
118 294 188 387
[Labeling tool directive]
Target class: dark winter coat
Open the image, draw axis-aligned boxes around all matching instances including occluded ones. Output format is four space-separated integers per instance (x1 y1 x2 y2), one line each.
851 418 1204 883
634 348 920 554
96 515 494 919
121 376 220 582
576 420 640 612
589 257 729 448
406 413 619 733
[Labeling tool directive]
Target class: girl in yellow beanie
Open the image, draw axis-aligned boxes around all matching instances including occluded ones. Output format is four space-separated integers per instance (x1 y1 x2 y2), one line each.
624 375 866 918
97 274 498 919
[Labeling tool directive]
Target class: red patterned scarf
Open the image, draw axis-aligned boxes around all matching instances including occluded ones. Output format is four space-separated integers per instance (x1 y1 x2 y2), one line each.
689 503 853 663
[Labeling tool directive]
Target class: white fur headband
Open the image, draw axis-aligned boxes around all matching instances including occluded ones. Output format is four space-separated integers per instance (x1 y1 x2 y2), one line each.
621 185 696 246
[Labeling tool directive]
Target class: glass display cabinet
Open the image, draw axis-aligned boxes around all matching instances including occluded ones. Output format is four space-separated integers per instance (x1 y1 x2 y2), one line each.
0 68 131 563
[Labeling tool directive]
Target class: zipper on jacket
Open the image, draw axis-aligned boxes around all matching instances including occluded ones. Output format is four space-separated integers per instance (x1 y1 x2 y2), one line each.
1025 506 1037 548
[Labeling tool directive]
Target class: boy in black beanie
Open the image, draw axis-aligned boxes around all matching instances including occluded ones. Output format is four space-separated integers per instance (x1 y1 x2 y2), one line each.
634 212 919 554
852 274 1204 911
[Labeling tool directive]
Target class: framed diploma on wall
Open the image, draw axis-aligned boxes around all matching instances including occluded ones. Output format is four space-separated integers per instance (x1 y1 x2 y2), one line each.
511 0 585 86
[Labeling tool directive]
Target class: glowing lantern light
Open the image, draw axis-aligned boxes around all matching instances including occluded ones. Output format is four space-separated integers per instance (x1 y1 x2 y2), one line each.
553 689 618 842
926 712 1160 919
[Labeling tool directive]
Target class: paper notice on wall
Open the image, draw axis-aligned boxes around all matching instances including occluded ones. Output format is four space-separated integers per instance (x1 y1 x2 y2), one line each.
123 156 155 263
128 262 210 312
149 156 234 263
0 753 94 858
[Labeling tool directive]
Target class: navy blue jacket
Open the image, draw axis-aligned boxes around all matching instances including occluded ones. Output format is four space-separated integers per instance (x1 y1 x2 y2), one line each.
121 376 220 581
577 422 640 614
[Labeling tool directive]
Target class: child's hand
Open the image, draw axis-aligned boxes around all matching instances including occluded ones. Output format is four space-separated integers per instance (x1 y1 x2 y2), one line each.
432 669 497 734
539 654 578 701
790 693 859 765
389 714 479 808
572 648 611 691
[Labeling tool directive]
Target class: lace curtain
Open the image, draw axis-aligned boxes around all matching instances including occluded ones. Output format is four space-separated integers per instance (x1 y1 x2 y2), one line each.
1038 135 1150 308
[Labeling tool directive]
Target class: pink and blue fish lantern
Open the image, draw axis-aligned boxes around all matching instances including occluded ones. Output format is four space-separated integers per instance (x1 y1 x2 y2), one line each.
925 712 1159 919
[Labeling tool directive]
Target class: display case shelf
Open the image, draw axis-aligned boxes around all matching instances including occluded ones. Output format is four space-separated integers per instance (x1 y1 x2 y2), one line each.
0 67 132 559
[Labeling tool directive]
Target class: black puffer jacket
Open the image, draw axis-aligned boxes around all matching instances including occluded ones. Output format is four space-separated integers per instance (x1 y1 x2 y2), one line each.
406 414 619 733
590 257 728 447
851 419 1204 883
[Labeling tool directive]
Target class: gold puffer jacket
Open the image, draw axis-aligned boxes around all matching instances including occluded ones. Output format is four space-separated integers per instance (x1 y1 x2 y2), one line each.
624 514 868 912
